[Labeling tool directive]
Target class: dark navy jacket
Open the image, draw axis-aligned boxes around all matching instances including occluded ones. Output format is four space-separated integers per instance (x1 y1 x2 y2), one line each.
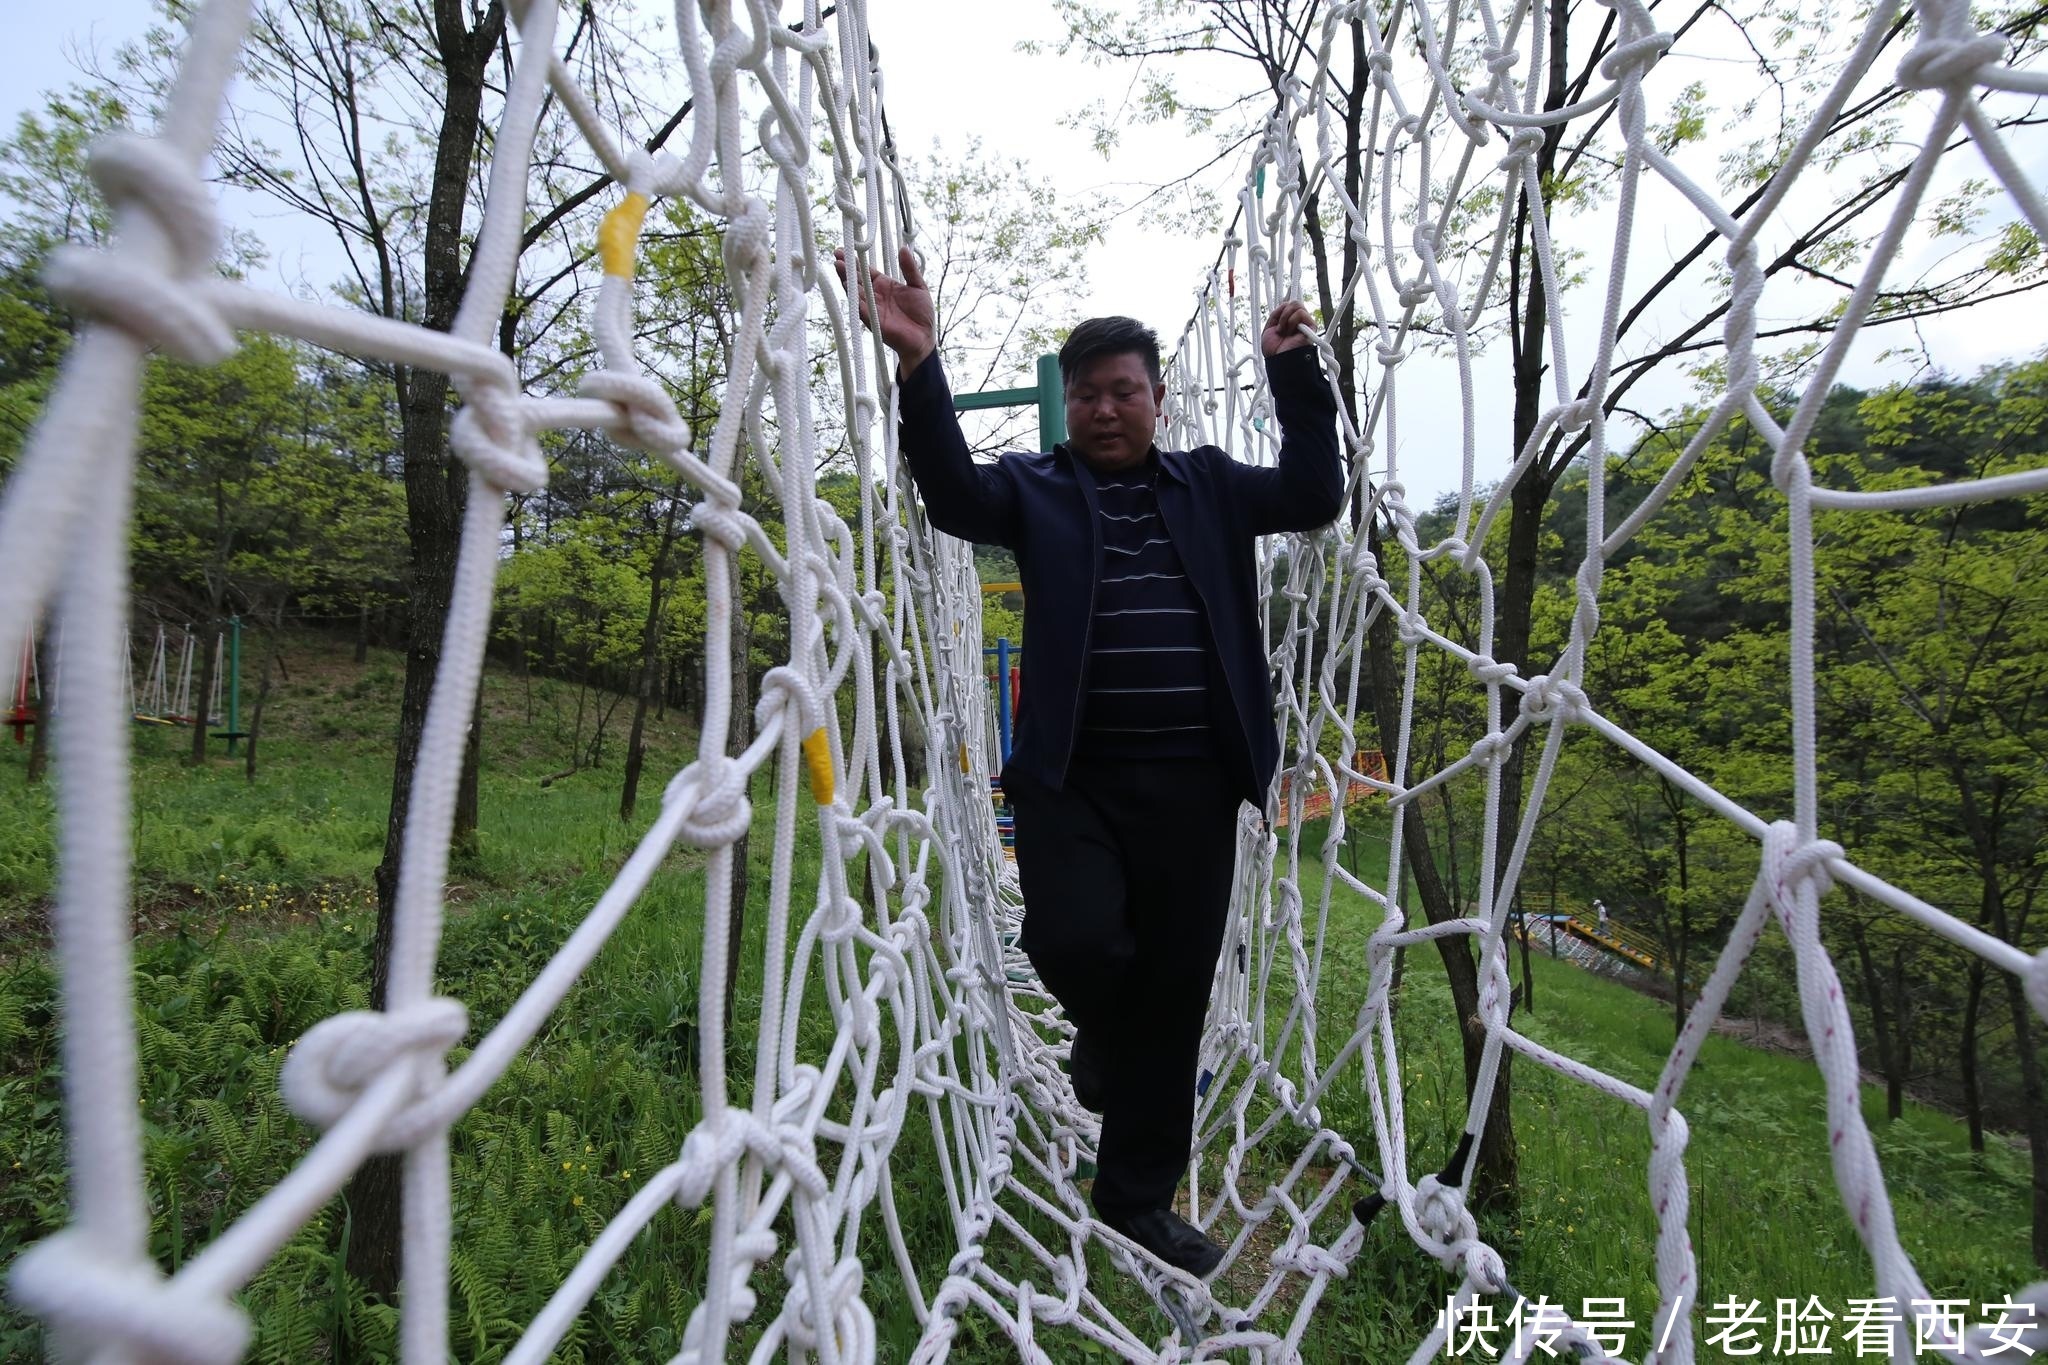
897 346 1343 806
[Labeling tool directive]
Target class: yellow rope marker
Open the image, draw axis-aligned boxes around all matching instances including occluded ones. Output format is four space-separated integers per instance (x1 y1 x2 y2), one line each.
598 192 651 279
958 741 970 773
800 727 834 805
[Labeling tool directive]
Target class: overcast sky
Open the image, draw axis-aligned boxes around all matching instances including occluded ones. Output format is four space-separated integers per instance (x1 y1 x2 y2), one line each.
0 1 1224 330
5 2 2044 506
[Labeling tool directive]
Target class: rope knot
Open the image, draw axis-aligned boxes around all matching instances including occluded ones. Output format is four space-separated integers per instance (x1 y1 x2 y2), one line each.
44 132 235 365
1413 1175 1506 1290
1415 1174 1471 1244
1763 821 1843 903
580 368 692 458
1468 731 1513 766
675 1110 767 1207
721 197 773 276
1350 544 1389 595
1466 653 1517 685
1557 397 1597 434
1599 30 1673 81
1271 1236 1347 1279
824 893 868 951
449 379 548 494
687 494 748 552
673 1228 776 1365
1897 31 2008 89
279 997 467 1146
8 1230 251 1365
1519 673 1588 723
782 1254 872 1356
1499 127 1546 169
664 755 753 848
755 664 822 736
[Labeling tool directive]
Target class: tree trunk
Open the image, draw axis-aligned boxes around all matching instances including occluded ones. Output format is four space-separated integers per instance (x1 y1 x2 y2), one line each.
1364 519 1517 1206
722 548 754 1034
1670 803 1692 1032
2003 970 2048 1268
25 637 52 784
355 599 370 665
1671 933 1688 1036
1887 945 1912 1121
622 487 684 822
1304 5 1515 1198
452 692 482 867
1962 960 1986 1153
1489 0 1570 844
188 621 218 766
352 0 508 1298
1516 887 1534 1015
1848 919 1902 1122
243 626 276 783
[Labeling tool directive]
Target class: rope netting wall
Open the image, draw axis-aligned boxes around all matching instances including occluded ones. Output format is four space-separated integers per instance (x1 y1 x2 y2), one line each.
3 0 2048 1361
1160 0 2048 1361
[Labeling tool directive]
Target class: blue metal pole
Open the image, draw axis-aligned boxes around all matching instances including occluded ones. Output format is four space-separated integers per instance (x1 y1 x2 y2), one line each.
996 636 1012 765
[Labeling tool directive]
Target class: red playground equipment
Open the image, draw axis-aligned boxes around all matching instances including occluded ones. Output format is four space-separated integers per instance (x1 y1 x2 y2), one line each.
1273 749 1387 827
8 635 36 745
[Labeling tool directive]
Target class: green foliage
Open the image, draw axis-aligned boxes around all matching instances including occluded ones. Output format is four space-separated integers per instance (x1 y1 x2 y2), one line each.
4 658 2030 1359
0 86 129 259
1522 357 2046 1122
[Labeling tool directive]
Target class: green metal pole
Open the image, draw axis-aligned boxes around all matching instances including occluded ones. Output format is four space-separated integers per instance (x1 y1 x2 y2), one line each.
226 614 242 753
1035 353 1066 451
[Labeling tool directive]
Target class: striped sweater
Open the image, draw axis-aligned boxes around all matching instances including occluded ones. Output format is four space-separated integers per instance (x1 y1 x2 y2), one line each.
1074 464 1219 759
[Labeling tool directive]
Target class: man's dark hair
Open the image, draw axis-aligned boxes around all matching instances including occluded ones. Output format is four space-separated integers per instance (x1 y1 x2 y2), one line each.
1058 316 1162 388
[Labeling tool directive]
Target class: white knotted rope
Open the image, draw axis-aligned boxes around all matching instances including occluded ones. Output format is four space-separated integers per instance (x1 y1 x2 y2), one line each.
4 0 2046 1361
1159 1 2048 1362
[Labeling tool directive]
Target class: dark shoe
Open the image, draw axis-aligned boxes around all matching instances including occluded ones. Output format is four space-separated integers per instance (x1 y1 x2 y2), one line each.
1067 1031 1108 1113
1103 1207 1225 1277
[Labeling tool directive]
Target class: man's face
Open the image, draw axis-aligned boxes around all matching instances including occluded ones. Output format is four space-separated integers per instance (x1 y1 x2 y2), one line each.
1063 351 1165 473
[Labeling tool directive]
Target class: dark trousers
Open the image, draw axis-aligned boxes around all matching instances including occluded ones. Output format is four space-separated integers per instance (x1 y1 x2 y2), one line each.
1004 753 1240 1218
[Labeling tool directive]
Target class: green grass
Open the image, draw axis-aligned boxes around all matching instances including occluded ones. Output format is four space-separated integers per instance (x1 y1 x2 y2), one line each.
1250 811 2036 1358
0 646 2034 1361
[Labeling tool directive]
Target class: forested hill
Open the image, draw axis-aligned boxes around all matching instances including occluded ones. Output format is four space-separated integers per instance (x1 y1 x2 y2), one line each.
1387 355 2047 1169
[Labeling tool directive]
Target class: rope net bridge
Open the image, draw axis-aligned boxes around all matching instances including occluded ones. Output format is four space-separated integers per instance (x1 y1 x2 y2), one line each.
2 0 2046 1361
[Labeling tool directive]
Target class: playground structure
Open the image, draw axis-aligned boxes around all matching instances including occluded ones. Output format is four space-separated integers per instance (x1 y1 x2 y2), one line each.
959 360 1062 864
1272 748 1386 828
982 634 1020 855
6 634 36 744
3 0 2046 1361
9 618 242 746
1514 907 1661 978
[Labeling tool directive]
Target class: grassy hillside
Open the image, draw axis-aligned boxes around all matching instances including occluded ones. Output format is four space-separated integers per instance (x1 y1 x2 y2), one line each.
0 647 2033 1360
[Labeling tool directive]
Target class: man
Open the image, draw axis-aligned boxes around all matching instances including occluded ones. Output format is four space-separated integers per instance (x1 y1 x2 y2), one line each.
839 246 1342 1275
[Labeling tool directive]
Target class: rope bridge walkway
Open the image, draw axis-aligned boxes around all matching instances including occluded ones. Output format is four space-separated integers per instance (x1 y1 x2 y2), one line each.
1 0 2045 1361
1514 914 1660 975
